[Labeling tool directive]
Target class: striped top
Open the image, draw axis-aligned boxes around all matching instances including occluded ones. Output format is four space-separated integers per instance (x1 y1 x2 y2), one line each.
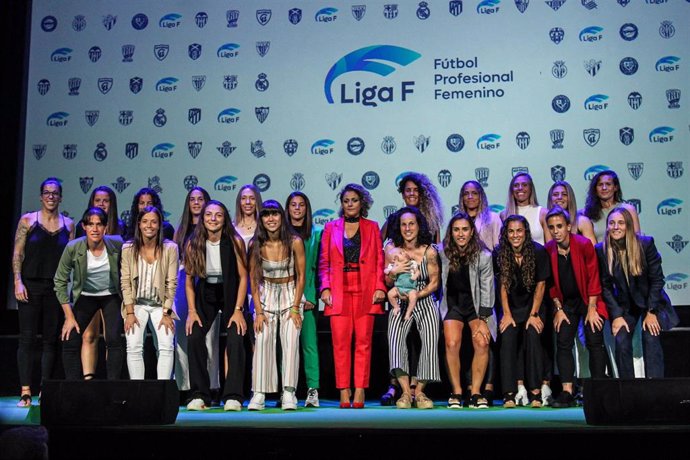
136 257 161 305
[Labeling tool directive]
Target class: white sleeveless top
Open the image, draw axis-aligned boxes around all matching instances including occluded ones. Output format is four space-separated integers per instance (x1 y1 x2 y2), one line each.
518 205 544 245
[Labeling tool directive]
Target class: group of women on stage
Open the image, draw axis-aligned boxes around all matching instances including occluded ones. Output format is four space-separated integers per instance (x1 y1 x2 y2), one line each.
13 170 677 411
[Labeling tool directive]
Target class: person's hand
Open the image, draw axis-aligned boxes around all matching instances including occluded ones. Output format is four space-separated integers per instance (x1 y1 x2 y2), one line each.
611 317 630 337
304 301 315 311
585 307 604 333
185 310 202 336
553 309 570 333
320 289 332 306
14 281 28 303
290 311 302 329
254 312 268 334
390 256 412 277
158 314 175 335
526 315 544 334
61 316 79 341
472 320 491 346
124 313 140 335
642 312 661 336
372 289 386 304
227 309 247 336
499 312 516 333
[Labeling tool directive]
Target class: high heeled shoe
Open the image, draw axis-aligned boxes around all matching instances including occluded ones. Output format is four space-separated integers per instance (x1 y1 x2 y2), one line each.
340 401 352 408
352 401 365 409
340 389 352 408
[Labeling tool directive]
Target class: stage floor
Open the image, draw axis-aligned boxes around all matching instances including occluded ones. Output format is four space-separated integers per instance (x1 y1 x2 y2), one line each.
2 397 690 459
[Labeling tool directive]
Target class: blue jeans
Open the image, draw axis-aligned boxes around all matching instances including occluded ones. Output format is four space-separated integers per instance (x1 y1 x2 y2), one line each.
614 308 664 378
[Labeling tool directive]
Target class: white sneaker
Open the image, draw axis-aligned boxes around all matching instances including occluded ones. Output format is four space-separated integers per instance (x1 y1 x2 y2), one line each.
248 392 265 411
305 388 320 407
516 385 529 407
541 384 553 407
281 390 298 410
224 399 242 411
186 398 208 411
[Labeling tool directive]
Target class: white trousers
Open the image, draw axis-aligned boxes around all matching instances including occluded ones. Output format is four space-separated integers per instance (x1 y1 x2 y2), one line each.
252 282 302 393
125 304 175 380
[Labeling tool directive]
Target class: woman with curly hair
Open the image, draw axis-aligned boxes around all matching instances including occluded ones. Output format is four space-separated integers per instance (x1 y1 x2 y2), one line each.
379 172 443 404
582 170 640 243
247 201 305 411
184 201 248 411
319 184 386 408
458 180 501 249
125 188 175 241
381 172 444 243
439 212 495 409
547 181 596 245
500 172 550 245
385 207 441 409
495 215 550 408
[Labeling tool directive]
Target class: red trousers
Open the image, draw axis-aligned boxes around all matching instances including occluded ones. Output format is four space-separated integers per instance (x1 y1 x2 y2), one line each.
330 271 375 389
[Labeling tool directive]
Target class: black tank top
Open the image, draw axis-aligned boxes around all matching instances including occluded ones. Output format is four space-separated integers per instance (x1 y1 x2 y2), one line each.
22 213 70 280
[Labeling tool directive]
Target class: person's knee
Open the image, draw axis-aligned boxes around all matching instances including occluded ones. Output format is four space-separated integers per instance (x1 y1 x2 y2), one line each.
472 336 489 353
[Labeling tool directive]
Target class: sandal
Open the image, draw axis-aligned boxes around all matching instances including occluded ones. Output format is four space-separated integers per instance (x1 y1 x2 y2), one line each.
415 392 434 409
396 392 412 409
17 394 32 408
447 393 462 409
530 391 543 408
503 392 516 409
83 373 96 380
469 394 489 409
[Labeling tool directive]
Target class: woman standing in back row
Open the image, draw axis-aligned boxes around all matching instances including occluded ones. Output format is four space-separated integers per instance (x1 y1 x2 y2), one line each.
13 178 74 406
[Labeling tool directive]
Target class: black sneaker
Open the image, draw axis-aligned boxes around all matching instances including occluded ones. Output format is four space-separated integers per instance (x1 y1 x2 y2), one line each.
482 389 495 407
551 391 577 408
468 394 489 409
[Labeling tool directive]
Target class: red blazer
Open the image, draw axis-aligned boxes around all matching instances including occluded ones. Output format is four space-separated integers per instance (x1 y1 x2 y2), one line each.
318 217 386 316
545 233 608 319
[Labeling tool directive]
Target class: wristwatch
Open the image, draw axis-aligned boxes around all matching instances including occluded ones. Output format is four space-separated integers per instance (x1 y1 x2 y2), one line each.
164 309 173 316
530 312 539 318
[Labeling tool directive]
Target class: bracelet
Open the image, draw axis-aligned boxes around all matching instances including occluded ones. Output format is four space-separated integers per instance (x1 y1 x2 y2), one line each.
234 306 243 311
126 312 135 316
555 306 563 312
290 307 300 314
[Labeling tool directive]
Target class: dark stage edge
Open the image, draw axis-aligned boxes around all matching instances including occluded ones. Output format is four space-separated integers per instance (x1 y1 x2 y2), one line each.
2 398 690 459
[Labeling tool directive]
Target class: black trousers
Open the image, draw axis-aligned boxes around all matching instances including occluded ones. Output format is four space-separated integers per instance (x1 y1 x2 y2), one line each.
556 303 606 384
17 279 63 387
188 282 246 405
62 294 124 380
500 318 544 394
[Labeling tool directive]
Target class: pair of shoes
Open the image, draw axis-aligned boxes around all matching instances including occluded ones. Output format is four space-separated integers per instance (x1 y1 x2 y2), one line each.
17 394 32 408
380 384 399 406
305 388 320 407
469 394 489 409
281 390 298 410
447 394 462 409
396 392 412 409
530 391 543 408
186 398 208 411
503 393 516 408
415 392 433 409
551 391 577 408
224 399 242 411
482 389 495 407
248 392 266 411
516 384 529 407
541 384 553 407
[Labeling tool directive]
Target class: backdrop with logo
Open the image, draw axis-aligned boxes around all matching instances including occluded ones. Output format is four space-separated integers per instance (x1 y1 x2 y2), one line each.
22 0 689 304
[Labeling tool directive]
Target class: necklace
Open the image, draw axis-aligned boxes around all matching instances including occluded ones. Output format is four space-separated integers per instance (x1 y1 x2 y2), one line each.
344 216 360 223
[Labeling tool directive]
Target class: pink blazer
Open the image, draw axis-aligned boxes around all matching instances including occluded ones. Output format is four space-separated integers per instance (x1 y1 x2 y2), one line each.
318 217 386 316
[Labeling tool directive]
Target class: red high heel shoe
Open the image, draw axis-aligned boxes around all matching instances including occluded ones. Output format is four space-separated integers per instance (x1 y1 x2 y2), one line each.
352 401 365 409
340 401 352 408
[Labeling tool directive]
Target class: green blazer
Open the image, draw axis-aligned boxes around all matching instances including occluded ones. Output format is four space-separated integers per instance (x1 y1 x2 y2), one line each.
303 225 323 305
54 236 123 305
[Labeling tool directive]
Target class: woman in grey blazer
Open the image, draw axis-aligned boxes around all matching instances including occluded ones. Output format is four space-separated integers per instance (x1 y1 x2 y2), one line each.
439 212 496 409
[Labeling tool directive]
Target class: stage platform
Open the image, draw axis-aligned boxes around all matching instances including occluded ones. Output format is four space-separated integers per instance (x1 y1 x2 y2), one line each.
1 397 689 459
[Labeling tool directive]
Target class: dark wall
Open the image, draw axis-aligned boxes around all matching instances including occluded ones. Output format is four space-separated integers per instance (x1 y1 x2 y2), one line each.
0 0 28 328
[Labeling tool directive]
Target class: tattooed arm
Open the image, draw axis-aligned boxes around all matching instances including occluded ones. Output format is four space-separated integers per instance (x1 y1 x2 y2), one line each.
13 216 31 302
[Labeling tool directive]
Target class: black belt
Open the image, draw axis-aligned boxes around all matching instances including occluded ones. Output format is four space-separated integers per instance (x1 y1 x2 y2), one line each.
343 263 360 272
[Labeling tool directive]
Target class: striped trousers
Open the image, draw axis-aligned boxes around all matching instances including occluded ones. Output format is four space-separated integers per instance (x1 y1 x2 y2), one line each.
388 299 441 382
252 281 302 393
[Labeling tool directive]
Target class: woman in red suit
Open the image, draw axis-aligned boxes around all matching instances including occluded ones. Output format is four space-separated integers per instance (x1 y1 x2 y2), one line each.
319 183 387 408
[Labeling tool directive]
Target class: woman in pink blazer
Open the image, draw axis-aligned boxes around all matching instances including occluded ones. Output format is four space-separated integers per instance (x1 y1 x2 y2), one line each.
319 184 386 408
